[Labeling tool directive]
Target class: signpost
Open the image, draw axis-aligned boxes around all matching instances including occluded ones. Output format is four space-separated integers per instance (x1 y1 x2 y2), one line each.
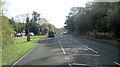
27 27 30 41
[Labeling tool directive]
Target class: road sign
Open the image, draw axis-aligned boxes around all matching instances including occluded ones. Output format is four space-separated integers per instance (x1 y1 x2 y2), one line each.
42 26 45 35
27 27 29 30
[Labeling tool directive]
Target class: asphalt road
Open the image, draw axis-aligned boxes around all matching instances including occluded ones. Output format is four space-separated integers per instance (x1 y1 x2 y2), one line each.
11 35 120 67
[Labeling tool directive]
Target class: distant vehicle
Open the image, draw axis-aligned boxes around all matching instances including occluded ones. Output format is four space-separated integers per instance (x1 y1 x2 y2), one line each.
21 33 26 37
29 32 34 36
63 32 67 35
48 31 55 37
16 33 21 37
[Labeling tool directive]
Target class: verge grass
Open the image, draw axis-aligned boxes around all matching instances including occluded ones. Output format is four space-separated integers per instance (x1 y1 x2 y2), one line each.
30 34 48 38
73 34 120 47
2 40 39 65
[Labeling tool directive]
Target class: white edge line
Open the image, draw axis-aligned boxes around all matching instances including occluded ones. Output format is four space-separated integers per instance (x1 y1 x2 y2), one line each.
114 62 120 66
12 44 40 65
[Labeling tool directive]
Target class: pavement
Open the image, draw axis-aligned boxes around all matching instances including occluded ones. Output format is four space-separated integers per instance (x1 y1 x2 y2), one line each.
11 35 120 67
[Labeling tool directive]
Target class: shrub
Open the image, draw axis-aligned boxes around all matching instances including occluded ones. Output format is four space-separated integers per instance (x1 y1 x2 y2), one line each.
2 16 14 47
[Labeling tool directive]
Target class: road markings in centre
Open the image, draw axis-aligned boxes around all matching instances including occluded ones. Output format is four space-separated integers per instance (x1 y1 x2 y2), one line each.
57 37 72 67
58 40 66 54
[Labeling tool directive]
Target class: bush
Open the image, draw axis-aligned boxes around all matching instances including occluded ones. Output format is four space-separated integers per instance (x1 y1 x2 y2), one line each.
2 16 14 47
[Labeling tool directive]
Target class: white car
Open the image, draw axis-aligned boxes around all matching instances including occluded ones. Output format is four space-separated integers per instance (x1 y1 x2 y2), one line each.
16 33 21 37
29 32 34 36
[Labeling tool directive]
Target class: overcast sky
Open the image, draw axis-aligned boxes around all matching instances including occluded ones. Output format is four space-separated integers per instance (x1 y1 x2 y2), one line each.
5 0 92 28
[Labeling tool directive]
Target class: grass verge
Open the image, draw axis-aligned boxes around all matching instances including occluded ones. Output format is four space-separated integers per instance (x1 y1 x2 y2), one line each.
2 40 39 65
73 34 120 47
30 34 48 38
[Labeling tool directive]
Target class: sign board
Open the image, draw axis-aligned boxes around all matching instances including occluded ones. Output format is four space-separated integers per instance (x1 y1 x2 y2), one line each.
27 27 29 30
41 26 45 35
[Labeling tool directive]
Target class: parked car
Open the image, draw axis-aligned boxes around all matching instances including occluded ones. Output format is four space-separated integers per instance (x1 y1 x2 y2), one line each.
16 33 21 37
63 32 67 35
29 32 34 36
48 31 55 37
21 33 26 37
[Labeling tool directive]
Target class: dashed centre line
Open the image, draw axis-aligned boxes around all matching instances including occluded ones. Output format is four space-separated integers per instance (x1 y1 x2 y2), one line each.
60 45 66 54
58 40 66 54
59 41 61 44
57 37 72 67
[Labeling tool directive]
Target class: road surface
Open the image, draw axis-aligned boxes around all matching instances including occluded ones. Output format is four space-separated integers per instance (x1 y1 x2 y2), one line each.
11 35 120 67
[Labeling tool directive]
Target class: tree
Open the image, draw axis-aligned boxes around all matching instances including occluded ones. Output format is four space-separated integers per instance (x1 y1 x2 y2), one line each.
65 2 119 39
41 22 54 33
65 7 89 33
74 12 90 33
2 16 14 47
25 16 30 35
24 11 41 35
32 11 40 23
8 17 22 33
1 0 8 15
106 5 120 37
65 15 75 32
1 0 15 47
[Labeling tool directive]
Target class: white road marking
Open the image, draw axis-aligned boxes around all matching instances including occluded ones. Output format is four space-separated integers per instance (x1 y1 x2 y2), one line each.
65 57 70 60
72 63 92 66
82 45 98 53
70 38 80 44
59 41 60 44
69 63 72 67
60 45 66 54
58 40 66 54
70 37 98 54
12 44 40 66
114 62 120 66
57 38 72 67
67 53 100 56
65 57 67 59
74 40 79 44
80 54 100 56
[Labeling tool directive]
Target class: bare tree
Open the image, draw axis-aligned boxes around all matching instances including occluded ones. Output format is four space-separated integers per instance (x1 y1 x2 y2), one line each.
1 0 9 15
15 13 31 23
